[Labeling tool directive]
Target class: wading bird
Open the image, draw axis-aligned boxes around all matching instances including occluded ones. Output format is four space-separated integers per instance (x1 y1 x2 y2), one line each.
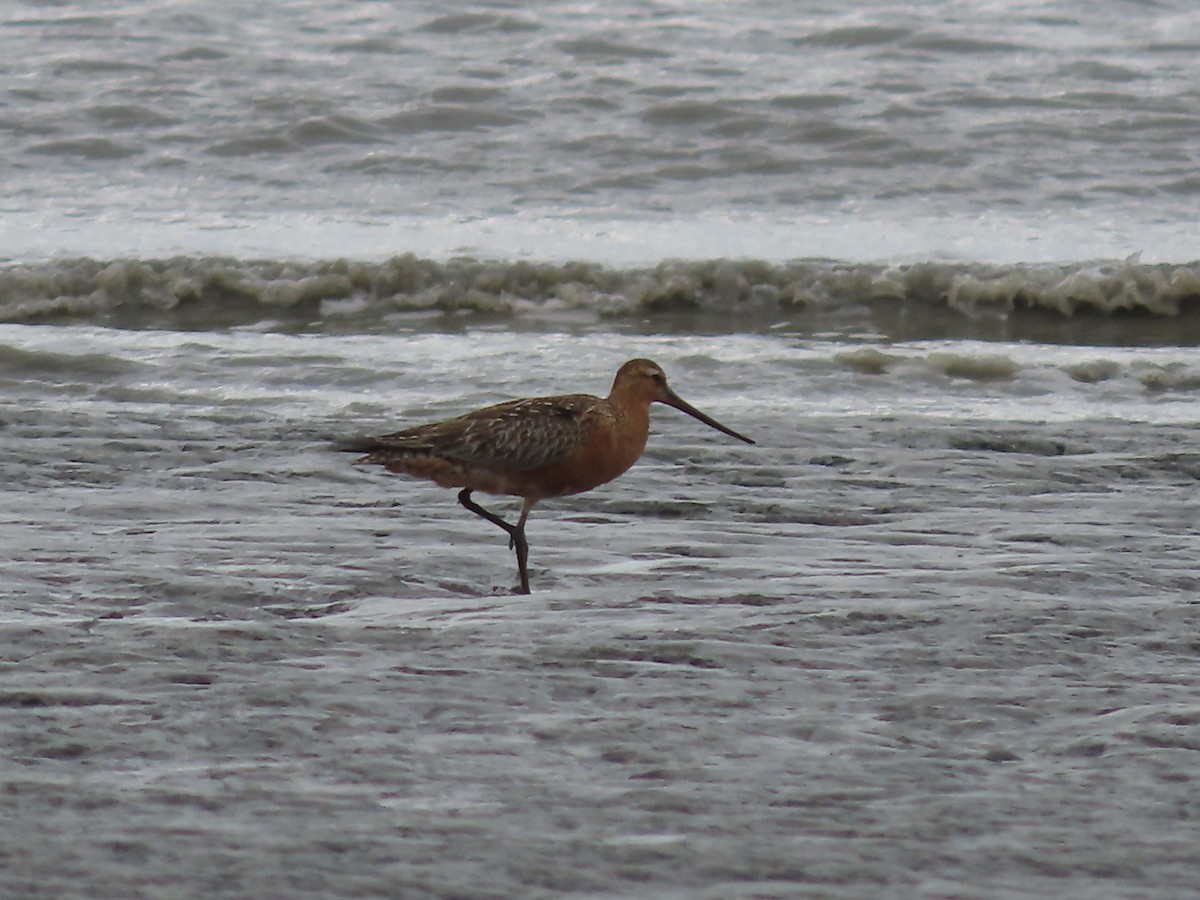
341 358 754 593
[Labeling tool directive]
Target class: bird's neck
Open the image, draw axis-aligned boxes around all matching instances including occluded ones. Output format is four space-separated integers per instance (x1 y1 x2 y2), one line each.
605 389 653 452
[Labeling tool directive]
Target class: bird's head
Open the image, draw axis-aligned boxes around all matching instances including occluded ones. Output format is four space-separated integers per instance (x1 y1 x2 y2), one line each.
611 358 754 444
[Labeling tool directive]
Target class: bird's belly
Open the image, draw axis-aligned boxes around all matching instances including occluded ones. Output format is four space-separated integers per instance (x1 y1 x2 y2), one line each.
491 429 645 500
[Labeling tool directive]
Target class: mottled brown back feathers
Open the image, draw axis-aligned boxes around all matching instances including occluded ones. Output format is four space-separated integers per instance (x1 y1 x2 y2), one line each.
348 393 602 473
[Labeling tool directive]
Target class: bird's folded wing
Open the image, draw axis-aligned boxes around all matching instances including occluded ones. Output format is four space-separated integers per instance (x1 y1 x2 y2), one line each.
363 395 595 472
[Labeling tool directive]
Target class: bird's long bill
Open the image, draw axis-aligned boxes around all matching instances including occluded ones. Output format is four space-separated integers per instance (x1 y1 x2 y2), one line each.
661 387 755 444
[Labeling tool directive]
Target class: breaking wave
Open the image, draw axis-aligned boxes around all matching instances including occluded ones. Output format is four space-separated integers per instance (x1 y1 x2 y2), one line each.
2 254 1198 340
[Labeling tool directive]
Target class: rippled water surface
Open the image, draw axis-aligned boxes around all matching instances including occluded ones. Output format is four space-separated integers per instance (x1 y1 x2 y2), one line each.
4 327 1200 898
3 1 1200 897
2 0 1199 259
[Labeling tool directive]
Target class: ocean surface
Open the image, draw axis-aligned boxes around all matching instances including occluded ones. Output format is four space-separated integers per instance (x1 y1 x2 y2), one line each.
2 2 1199 898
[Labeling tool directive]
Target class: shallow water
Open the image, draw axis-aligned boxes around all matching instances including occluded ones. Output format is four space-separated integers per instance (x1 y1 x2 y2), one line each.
3 326 1199 897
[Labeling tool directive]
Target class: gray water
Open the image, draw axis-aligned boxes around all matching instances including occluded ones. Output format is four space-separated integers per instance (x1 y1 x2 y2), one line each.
4 327 1200 898
3 1 1200 898
1 0 1198 260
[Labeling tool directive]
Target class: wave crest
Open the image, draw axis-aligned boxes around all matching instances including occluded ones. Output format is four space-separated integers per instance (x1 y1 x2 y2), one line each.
2 254 1197 337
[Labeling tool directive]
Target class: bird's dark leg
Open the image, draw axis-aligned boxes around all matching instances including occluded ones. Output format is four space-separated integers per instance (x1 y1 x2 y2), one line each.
457 489 531 594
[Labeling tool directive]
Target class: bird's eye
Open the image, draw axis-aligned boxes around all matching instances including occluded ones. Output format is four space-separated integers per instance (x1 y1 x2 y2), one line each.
651 370 666 383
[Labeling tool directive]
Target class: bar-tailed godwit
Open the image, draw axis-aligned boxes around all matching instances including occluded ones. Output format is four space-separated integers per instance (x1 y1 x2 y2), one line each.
341 358 754 593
